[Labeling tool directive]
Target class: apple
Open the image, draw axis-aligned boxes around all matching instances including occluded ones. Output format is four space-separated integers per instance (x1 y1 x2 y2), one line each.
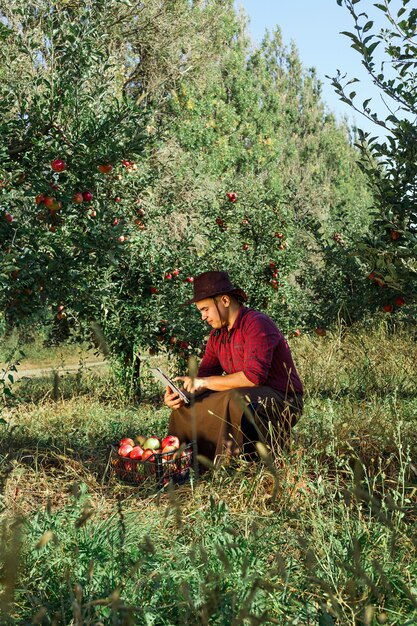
271 280 278 289
186 277 194 283
82 190 93 202
179 340 189 349
90 210 97 218
141 449 156 462
135 434 146 446
278 244 286 250
275 232 283 239
383 304 393 313
227 191 237 202
118 235 126 243
150 286 158 294
98 164 113 174
143 436 161 451
72 192 84 204
114 196 122 203
119 437 134 447
161 435 180 449
173 268 180 276
130 446 143 460
122 159 131 167
118 443 133 457
242 243 249 251
44 196 56 208
368 272 376 281
169 336 177 345
314 328 327 337
51 159 66 172
164 272 173 280
49 225 56 233
395 296 405 307
293 329 302 337
58 304 65 312
35 194 45 205
242 218 249 225
161 445 179 460
4 213 14 223
390 230 400 241
269 261 276 269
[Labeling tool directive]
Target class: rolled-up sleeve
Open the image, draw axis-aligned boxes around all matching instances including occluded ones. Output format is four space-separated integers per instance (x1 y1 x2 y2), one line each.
242 317 281 385
198 334 224 377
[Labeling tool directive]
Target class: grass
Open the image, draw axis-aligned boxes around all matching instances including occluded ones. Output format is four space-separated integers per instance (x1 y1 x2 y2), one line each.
0 320 417 625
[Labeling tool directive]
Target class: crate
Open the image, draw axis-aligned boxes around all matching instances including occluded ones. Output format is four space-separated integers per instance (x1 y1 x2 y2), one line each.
110 443 193 489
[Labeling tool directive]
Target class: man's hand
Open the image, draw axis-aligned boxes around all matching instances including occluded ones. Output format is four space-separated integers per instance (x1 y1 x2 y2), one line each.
174 376 207 393
164 386 185 410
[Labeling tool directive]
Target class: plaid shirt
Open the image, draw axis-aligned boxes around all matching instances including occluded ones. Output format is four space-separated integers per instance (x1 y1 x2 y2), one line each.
198 306 303 395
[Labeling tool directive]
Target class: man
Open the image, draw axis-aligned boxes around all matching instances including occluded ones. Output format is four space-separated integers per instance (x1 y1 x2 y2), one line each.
165 270 303 463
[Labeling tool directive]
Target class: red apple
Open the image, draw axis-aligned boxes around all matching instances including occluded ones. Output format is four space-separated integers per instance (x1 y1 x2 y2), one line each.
271 280 278 289
395 296 405 307
390 230 400 241
44 196 56 208
82 190 93 202
130 446 143 460
173 268 180 276
72 192 84 204
118 235 126 242
119 437 134 447
314 328 327 337
114 196 122 203
169 336 177 345
186 277 194 283
90 210 97 218
150 287 158 294
227 191 237 202
161 445 179 460
58 304 65 312
161 435 180 449
51 159 66 172
275 232 284 239
35 194 45 205
98 164 113 174
269 261 276 269
141 449 156 462
118 443 133 457
293 329 302 337
383 304 393 313
368 272 376 281
143 436 161 451
4 213 14 223
164 272 173 280
49 225 56 233
179 340 189 349
242 243 249 251
122 159 131 167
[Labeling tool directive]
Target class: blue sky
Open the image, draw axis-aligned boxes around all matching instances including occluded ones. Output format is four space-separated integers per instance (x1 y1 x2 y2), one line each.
238 0 389 137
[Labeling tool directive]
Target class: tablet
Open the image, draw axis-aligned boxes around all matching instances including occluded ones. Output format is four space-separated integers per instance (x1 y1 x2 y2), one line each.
150 367 190 404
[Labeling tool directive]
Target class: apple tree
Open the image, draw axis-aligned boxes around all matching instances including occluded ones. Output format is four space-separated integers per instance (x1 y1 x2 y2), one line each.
331 0 417 318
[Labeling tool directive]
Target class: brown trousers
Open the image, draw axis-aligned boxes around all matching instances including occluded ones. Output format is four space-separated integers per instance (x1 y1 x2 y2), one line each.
168 386 303 464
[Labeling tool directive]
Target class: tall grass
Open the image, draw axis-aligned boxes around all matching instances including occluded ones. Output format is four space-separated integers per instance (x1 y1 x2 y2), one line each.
0 321 416 625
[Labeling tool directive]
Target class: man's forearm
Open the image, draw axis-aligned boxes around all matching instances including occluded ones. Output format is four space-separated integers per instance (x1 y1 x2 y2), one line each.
202 371 256 391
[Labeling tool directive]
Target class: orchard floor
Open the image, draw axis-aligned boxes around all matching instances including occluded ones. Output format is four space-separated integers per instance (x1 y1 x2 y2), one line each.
1 321 417 626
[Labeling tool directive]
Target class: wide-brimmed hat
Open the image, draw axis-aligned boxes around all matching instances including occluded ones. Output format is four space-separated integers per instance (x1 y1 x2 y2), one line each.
181 271 247 306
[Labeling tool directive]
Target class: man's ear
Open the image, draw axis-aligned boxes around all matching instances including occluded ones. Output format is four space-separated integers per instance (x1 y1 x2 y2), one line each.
221 294 231 307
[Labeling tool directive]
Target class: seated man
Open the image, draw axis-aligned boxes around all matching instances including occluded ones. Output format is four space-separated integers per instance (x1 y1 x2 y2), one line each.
164 270 303 464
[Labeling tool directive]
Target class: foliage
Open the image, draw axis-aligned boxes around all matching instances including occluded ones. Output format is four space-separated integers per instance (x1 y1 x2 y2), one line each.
332 0 417 318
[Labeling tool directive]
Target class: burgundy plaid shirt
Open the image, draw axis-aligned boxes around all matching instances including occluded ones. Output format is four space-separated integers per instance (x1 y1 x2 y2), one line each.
198 306 303 395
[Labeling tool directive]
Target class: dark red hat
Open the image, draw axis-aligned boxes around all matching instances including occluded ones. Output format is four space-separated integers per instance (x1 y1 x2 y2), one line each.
182 271 247 306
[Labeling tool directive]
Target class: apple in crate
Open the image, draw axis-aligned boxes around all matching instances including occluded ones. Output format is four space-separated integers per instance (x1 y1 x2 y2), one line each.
162 445 179 461
161 435 180 449
119 437 134 447
142 449 156 462
135 434 147 447
130 446 143 460
143 436 161 451
118 443 133 457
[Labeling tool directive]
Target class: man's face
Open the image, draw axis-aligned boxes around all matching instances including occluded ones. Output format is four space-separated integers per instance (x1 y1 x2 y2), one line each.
196 297 226 329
